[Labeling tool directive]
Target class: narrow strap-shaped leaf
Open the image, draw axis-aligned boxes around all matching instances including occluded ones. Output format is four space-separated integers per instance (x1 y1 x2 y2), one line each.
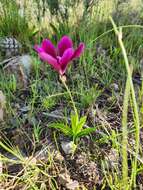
71 114 79 134
75 127 96 139
49 123 72 137
74 116 87 136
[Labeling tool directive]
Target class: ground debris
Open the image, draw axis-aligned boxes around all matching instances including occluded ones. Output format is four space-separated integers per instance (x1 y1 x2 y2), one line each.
58 171 79 190
104 148 119 170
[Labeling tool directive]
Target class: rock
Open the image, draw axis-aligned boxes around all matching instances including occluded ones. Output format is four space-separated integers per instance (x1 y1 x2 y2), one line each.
61 141 76 155
1 54 32 88
0 37 22 58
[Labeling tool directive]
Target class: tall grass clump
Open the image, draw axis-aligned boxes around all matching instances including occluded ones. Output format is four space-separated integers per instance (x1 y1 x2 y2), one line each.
110 17 140 189
0 0 35 46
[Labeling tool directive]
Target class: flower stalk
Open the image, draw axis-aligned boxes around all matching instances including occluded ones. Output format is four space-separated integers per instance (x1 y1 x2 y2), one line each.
60 75 77 116
110 17 140 188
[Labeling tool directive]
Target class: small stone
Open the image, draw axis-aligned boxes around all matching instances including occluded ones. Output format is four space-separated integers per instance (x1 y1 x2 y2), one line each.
110 83 119 92
61 141 76 155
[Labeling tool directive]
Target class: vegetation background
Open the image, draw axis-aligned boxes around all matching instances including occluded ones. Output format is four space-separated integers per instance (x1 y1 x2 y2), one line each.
0 0 143 189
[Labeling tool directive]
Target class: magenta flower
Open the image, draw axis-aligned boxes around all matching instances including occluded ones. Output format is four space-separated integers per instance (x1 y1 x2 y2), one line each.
34 35 85 75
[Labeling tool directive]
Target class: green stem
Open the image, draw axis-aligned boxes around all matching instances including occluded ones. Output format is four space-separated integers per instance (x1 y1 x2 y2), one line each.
88 24 143 47
110 17 140 188
60 75 77 116
122 72 131 188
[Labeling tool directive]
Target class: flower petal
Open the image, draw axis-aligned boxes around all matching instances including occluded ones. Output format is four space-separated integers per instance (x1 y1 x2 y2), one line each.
39 52 61 72
57 36 73 56
42 39 56 58
34 45 44 53
72 43 85 59
60 48 74 74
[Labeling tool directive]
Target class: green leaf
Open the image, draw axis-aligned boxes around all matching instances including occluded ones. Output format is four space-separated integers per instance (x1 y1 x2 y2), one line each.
49 123 72 137
71 114 79 134
76 127 96 139
74 116 87 136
